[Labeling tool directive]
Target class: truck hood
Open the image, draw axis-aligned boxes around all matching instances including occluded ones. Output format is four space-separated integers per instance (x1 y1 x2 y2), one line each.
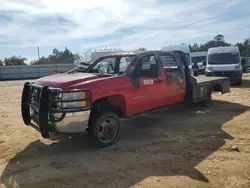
35 73 109 89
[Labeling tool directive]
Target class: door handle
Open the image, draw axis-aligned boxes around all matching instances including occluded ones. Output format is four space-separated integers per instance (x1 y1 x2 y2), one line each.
178 76 184 84
155 79 164 84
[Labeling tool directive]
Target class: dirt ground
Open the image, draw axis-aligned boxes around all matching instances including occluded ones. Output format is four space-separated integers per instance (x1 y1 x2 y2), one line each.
1 74 250 188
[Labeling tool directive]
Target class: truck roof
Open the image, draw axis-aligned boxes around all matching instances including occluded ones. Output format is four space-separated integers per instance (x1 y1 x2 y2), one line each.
102 50 162 57
208 46 239 54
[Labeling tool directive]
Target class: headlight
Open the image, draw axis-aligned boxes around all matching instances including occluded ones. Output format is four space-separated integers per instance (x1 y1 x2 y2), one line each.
235 64 241 70
62 91 87 108
206 66 212 71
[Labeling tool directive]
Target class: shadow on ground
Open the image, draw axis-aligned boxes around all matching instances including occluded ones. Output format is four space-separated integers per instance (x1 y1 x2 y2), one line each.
1 100 249 188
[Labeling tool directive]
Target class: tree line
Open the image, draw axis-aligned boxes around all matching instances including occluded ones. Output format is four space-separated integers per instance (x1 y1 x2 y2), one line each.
0 34 249 66
0 56 27 66
0 47 83 66
189 34 250 56
30 47 83 65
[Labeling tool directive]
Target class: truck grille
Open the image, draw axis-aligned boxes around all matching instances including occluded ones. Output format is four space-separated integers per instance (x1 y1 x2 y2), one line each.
213 71 234 77
21 82 92 138
30 88 41 108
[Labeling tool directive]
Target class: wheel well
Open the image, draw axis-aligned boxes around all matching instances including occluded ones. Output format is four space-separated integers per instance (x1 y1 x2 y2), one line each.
212 83 223 93
89 95 126 124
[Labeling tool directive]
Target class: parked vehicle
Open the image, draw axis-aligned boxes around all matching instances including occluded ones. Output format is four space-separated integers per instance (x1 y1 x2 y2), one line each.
161 44 197 76
205 46 242 85
246 57 250 68
21 51 230 147
191 51 207 74
241 57 247 73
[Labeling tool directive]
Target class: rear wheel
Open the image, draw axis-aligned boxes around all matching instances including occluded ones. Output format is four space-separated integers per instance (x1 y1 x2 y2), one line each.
89 112 120 147
194 70 199 76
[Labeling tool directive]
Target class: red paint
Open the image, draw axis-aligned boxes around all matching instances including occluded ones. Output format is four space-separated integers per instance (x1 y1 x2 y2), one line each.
35 66 186 117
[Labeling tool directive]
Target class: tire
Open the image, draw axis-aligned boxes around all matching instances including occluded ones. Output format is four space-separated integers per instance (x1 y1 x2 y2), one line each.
89 112 120 147
237 78 242 85
194 70 199 76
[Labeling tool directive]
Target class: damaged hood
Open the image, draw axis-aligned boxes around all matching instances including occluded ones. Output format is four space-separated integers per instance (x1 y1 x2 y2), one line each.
35 73 110 89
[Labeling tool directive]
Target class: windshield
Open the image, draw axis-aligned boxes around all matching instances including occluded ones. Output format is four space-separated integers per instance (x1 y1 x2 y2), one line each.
208 53 240 64
192 56 206 63
79 55 136 75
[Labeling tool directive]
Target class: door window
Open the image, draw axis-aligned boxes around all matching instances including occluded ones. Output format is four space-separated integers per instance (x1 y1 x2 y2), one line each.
137 55 158 78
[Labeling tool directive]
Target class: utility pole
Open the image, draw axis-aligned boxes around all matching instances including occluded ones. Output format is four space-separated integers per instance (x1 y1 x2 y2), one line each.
37 47 40 60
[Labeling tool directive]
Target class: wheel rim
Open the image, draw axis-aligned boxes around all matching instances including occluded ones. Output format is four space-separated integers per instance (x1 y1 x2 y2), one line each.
97 118 118 143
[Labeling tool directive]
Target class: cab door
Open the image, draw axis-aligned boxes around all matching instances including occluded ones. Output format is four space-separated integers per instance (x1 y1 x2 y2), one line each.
127 53 169 114
158 51 186 104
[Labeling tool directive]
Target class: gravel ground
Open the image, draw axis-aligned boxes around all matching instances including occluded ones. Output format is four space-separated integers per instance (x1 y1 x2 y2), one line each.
1 74 250 188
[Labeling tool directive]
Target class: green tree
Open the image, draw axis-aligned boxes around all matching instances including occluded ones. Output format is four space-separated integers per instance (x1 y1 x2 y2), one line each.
190 34 231 52
0 60 3 66
32 47 81 65
4 56 27 66
214 34 224 42
53 48 60 57
236 39 250 56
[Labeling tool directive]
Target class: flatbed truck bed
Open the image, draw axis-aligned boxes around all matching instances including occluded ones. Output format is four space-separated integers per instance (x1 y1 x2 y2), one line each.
195 75 229 84
189 75 230 103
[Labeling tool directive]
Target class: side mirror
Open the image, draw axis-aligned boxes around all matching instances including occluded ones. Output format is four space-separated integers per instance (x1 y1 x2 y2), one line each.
126 65 136 77
202 60 206 66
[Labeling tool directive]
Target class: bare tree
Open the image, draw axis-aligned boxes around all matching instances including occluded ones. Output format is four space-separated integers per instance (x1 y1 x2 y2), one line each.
138 47 146 51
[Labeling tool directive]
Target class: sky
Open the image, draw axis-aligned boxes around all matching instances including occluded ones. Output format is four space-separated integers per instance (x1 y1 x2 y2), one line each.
0 0 250 62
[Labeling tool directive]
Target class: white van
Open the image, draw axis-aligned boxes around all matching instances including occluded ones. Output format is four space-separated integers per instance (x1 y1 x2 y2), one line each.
161 44 194 76
191 51 207 73
206 46 242 85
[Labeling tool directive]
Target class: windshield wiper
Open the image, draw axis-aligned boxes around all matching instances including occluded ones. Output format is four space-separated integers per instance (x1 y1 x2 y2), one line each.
80 62 91 66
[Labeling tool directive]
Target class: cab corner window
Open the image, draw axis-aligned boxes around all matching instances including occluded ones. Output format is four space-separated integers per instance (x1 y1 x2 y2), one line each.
160 54 178 70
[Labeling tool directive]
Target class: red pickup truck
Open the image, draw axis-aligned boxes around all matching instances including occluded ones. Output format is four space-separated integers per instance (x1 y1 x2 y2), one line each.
21 51 230 147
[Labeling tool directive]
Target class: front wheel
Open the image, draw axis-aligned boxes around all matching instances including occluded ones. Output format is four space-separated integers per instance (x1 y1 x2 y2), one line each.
89 112 120 147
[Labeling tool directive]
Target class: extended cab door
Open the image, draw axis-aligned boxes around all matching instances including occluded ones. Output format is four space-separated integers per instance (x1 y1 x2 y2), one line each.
158 51 186 104
128 53 169 114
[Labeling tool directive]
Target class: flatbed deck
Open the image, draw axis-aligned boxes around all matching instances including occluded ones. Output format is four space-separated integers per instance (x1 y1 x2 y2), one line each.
190 75 231 103
195 75 229 84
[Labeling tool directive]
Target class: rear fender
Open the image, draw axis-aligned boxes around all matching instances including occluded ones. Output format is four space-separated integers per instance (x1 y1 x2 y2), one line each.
211 80 230 94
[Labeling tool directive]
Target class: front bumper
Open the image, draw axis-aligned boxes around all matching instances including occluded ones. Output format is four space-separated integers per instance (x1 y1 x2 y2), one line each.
21 82 92 138
205 70 242 80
